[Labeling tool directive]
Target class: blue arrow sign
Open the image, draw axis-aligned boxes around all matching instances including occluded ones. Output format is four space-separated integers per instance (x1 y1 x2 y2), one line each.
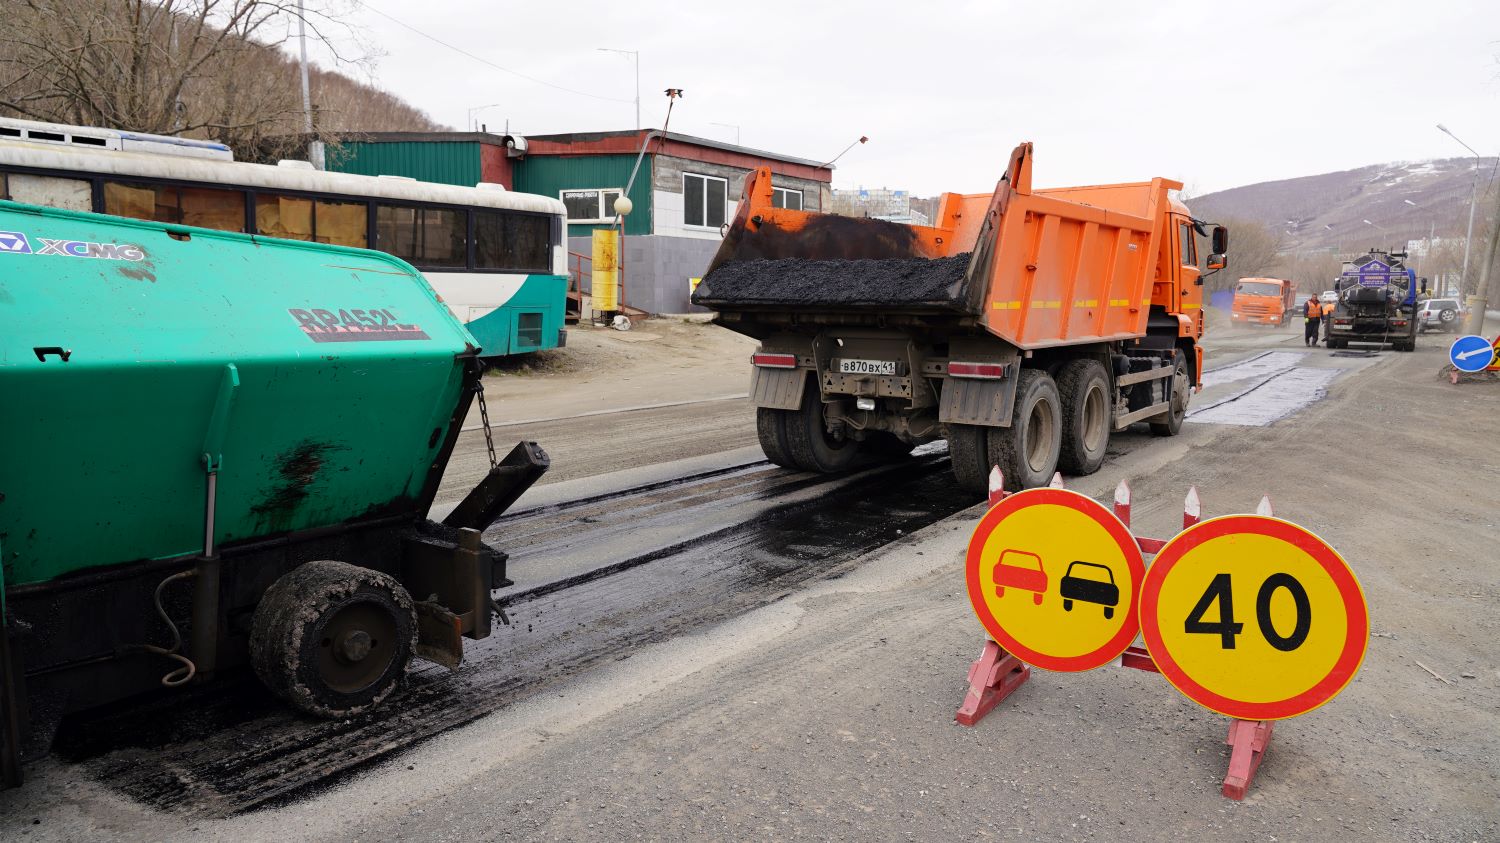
1449 335 1495 373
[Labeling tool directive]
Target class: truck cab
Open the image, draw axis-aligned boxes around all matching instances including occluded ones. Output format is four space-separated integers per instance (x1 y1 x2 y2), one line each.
1231 278 1294 325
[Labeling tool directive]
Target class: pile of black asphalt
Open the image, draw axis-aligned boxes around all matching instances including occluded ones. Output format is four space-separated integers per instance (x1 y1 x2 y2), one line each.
693 253 973 309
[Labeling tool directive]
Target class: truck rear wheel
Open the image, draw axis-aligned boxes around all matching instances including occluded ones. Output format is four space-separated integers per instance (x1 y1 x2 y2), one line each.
250 560 417 719
756 407 796 469
947 424 991 494
1149 353 1189 437
784 380 860 473
1057 359 1109 475
988 369 1062 492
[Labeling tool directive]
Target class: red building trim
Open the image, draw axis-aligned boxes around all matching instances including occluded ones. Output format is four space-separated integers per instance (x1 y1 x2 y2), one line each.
525 132 832 183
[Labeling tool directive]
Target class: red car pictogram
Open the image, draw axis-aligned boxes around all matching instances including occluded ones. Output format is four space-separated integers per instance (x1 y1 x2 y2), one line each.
993 549 1047 605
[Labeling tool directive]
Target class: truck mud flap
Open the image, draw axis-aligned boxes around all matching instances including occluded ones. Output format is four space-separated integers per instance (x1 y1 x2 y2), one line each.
940 377 1016 427
750 366 807 411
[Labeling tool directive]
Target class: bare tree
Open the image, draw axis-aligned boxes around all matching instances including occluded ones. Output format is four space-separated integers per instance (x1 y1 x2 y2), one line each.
1205 217 1286 293
0 0 443 161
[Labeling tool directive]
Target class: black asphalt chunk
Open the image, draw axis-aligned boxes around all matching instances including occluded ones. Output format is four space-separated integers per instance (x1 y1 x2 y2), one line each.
694 253 973 309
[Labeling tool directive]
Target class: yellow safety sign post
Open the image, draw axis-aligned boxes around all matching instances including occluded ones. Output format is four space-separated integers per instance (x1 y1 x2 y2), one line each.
591 229 619 315
1139 515 1369 721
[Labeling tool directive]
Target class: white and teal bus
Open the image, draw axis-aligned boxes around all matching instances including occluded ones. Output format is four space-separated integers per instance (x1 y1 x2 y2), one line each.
0 117 568 359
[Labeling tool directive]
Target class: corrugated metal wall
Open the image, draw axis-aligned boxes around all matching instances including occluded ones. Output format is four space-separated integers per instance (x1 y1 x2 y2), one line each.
512 154 652 237
328 141 481 187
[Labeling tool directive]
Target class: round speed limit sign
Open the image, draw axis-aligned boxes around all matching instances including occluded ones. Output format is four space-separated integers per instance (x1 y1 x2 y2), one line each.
1139 515 1368 720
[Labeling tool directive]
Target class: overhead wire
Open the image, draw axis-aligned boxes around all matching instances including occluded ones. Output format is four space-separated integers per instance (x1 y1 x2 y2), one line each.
348 0 633 105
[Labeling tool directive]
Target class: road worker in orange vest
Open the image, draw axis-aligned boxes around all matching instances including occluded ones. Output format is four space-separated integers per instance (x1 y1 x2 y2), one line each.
1304 294 1323 347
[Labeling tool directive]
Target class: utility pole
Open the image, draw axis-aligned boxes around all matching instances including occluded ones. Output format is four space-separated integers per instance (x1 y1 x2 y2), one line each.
1466 184 1498 335
298 0 324 169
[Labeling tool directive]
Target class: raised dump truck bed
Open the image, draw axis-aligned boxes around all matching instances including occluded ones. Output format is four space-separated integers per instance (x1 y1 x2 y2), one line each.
0 201 547 787
693 143 1227 493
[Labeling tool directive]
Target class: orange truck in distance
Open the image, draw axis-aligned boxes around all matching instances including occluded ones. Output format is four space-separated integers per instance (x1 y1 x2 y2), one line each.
1231 278 1295 325
692 143 1229 493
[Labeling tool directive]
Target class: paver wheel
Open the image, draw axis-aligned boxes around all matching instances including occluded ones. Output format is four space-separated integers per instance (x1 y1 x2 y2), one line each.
784 380 860 473
1150 352 1189 437
947 423 991 494
1056 359 1110 476
756 407 796 469
251 560 417 719
987 369 1062 492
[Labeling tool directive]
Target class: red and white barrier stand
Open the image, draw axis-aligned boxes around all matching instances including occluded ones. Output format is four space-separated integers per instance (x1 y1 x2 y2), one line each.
955 470 1276 801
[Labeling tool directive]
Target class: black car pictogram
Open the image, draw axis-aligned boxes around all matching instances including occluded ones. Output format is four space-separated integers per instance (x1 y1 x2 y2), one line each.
1060 561 1120 619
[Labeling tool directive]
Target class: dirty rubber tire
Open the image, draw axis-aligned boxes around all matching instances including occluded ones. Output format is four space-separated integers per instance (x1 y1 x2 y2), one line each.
784 380 860 473
947 423 992 495
250 560 417 719
863 432 916 461
1056 359 1110 476
1149 353 1189 438
986 369 1062 492
756 407 796 469
1396 339 1416 353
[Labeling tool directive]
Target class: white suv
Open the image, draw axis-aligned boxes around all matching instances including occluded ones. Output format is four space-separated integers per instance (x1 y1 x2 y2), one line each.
1417 298 1463 333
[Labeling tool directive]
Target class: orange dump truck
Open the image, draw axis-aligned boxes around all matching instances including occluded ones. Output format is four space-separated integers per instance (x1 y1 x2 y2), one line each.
691 143 1228 492
1231 277 1295 325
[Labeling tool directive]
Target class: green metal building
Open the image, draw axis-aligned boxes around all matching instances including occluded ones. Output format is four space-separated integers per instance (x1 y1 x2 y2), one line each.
328 130 833 313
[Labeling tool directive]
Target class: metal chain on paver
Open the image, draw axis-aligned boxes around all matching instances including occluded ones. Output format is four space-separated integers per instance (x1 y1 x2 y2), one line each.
475 381 498 469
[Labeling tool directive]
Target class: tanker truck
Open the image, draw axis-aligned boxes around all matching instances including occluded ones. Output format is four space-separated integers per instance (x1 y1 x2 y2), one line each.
0 200 548 786
1324 249 1418 351
691 143 1227 493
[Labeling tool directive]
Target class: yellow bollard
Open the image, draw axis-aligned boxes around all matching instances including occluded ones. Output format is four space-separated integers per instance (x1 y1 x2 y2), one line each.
592 229 619 313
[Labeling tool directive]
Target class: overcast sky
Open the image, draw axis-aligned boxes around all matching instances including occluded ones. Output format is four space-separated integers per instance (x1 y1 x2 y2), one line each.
307 0 1497 197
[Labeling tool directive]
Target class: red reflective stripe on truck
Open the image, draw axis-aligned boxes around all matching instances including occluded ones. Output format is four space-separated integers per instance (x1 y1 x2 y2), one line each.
949 362 1007 379
752 352 798 368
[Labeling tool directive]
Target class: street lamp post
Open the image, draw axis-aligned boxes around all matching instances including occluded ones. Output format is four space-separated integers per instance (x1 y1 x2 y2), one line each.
1437 124 1480 298
599 48 640 130
711 121 741 144
467 102 506 131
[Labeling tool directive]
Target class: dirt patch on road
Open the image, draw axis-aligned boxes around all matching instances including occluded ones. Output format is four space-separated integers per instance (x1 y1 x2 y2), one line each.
477 318 757 424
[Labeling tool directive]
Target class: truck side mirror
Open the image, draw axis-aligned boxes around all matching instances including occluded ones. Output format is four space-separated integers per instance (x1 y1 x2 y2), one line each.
1211 225 1228 256
1206 253 1227 271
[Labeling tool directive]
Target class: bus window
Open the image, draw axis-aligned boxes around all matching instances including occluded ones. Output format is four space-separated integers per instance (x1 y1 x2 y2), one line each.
316 200 367 248
376 204 465 268
105 181 245 231
474 210 550 272
7 173 91 211
255 193 367 248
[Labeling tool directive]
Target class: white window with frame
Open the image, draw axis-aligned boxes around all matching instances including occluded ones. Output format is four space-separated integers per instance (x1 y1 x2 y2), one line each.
560 188 623 223
683 173 727 229
771 186 803 211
